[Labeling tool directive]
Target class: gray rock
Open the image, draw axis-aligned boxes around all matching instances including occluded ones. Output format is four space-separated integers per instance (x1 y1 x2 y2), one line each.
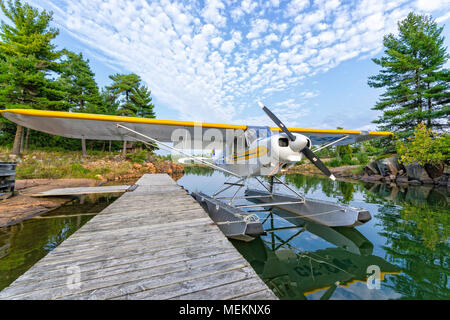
376 157 401 176
433 175 448 186
425 163 444 179
396 176 409 184
405 163 433 182
444 165 450 175
408 179 422 185
360 174 383 182
363 162 380 176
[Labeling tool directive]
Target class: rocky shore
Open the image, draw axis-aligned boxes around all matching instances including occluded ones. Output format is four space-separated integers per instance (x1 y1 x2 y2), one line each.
360 156 449 188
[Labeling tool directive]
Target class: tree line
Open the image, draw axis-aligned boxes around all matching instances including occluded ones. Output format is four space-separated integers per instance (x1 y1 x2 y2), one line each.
0 0 156 156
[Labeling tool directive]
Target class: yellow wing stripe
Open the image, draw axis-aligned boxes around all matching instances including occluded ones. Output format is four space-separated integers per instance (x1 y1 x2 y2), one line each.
0 109 247 130
228 146 269 161
0 109 393 136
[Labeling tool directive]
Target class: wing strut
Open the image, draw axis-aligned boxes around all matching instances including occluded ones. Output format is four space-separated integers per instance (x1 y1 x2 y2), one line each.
116 124 242 178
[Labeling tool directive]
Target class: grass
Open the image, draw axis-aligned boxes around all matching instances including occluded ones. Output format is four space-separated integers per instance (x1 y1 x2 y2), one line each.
0 147 180 180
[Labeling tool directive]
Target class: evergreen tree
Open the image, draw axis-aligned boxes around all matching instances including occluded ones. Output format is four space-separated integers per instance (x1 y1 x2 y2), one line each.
59 50 101 113
368 13 450 139
106 73 141 116
131 85 156 118
58 50 102 155
0 0 66 155
98 88 120 115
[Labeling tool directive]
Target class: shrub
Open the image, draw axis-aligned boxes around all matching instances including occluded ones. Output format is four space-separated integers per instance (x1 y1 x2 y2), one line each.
126 151 148 164
396 123 448 166
356 152 369 165
341 154 353 165
327 159 342 167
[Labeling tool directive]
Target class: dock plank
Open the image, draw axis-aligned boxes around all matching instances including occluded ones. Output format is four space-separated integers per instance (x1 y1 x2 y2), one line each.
0 174 277 300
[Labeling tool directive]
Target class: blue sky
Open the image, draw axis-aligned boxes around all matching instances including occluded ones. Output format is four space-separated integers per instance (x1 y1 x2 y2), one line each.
4 0 450 131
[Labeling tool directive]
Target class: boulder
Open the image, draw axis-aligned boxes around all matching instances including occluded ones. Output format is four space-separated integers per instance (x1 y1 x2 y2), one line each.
405 163 434 184
363 162 380 176
396 176 409 184
424 163 444 179
433 175 448 187
376 157 401 176
360 174 383 182
444 165 450 175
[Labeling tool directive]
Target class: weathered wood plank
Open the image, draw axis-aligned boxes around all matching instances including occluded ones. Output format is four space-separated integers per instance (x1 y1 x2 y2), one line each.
12 245 239 286
2 252 244 299
170 277 276 300
0 174 277 300
31 185 131 197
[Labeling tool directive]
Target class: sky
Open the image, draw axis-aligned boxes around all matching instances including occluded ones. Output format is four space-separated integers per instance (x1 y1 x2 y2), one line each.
5 0 450 131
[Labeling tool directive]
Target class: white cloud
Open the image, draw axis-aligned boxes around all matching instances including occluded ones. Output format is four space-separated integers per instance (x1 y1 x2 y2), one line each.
285 0 310 17
26 0 450 129
220 39 235 53
247 18 269 39
415 0 450 12
202 0 227 27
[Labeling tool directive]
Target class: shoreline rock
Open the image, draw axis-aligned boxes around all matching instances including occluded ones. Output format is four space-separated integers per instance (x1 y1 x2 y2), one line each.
361 156 448 187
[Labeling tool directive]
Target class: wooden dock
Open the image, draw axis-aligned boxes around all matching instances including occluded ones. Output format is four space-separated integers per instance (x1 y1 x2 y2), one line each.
0 174 277 300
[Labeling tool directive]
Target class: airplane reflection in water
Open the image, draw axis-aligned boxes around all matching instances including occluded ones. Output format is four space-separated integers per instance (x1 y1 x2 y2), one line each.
232 206 401 300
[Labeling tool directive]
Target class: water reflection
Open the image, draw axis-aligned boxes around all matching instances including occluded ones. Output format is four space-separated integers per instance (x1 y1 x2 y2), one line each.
177 171 449 300
0 194 118 291
232 212 401 300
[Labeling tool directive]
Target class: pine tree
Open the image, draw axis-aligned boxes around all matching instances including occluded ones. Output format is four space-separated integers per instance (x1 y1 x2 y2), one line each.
132 85 156 118
0 0 67 155
98 88 120 115
59 50 101 113
106 73 141 116
368 13 450 139
106 73 143 154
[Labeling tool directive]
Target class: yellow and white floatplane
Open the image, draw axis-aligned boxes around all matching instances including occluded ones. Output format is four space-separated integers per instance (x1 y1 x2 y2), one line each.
1 102 392 241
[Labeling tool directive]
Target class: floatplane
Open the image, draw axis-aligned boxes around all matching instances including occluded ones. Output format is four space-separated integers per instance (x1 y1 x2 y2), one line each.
0 102 391 241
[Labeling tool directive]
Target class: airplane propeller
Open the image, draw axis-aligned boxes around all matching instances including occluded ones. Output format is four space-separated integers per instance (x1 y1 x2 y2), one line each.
258 101 336 181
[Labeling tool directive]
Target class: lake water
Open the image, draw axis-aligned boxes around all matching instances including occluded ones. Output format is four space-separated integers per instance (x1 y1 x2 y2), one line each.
0 194 119 291
177 168 449 300
0 170 448 299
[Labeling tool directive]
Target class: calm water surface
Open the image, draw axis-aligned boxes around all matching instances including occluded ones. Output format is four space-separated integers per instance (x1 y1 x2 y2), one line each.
0 194 118 291
0 170 448 300
177 168 449 300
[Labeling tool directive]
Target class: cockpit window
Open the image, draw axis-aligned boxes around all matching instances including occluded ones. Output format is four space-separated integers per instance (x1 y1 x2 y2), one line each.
278 137 289 147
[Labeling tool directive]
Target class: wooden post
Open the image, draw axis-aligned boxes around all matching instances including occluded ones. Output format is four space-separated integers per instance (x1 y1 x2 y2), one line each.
24 128 30 153
11 125 23 156
109 140 112 153
122 140 127 156
19 127 25 153
81 138 87 156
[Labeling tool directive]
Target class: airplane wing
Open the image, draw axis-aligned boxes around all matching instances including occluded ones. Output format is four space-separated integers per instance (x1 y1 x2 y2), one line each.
0 109 392 147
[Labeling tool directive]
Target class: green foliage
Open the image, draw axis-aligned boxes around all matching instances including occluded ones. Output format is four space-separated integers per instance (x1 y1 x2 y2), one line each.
356 152 369 165
0 0 67 110
336 145 352 160
396 122 448 166
369 13 450 139
58 50 101 113
327 159 342 167
107 73 141 116
126 150 148 163
132 85 155 118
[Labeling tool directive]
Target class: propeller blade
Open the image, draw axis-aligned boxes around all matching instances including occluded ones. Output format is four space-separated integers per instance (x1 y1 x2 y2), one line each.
258 101 296 141
302 147 336 181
